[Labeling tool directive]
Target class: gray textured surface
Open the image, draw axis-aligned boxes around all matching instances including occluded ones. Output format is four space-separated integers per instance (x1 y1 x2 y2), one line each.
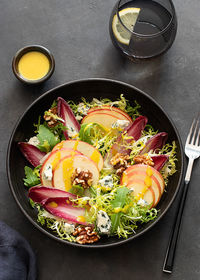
0 0 200 279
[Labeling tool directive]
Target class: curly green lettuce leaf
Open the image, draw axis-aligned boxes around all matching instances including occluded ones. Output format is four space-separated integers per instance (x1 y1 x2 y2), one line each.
37 207 76 242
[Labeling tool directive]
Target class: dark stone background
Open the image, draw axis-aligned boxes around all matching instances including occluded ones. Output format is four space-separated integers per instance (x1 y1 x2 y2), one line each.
0 0 199 279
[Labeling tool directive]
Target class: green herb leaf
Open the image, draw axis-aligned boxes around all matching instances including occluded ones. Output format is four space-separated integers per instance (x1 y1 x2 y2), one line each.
37 125 59 152
23 166 41 187
110 187 130 234
111 187 130 208
69 185 85 196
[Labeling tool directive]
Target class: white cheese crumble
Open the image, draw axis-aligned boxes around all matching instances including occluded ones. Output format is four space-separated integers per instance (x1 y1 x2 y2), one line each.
43 164 53 181
67 125 78 138
111 120 130 130
63 223 75 234
137 198 148 207
96 210 111 235
76 115 83 121
99 175 114 188
28 136 40 146
77 103 90 115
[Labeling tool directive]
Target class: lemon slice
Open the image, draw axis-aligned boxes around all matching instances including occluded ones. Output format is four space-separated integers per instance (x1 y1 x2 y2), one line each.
112 7 140 45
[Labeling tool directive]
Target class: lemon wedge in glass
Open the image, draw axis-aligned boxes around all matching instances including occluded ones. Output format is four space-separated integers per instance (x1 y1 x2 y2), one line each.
112 7 140 45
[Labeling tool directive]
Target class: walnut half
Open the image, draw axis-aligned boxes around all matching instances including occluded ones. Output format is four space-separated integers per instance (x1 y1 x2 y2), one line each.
44 106 59 128
134 154 154 166
71 168 93 189
73 226 99 244
110 153 131 177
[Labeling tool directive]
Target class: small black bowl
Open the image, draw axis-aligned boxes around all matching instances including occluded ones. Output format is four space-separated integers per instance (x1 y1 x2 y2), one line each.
7 78 184 248
12 45 55 84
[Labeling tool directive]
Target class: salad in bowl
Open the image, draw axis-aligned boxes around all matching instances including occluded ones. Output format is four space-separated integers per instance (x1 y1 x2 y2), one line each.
18 95 177 245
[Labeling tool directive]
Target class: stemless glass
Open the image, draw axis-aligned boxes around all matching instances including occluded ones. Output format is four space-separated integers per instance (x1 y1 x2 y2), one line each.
109 0 177 59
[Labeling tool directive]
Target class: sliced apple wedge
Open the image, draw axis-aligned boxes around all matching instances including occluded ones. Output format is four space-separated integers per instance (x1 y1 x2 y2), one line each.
121 164 165 207
87 106 132 122
53 154 99 191
40 148 81 187
127 178 160 207
81 112 120 129
52 140 103 171
123 164 165 194
127 179 155 207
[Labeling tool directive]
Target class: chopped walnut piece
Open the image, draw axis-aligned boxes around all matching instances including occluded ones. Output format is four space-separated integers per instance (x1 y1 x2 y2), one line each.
134 154 154 166
44 106 59 127
71 168 93 189
73 226 99 244
110 153 131 177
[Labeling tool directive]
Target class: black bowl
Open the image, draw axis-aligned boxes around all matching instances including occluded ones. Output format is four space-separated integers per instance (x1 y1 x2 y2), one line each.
7 78 184 248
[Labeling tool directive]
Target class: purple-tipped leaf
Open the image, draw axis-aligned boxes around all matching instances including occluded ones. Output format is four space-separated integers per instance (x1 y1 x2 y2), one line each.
18 142 46 167
108 116 148 156
29 186 76 205
44 197 89 225
125 116 148 142
57 97 80 139
151 155 169 171
140 132 168 155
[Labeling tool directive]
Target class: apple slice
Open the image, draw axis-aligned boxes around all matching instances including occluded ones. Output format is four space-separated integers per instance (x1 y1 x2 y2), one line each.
81 112 120 129
87 106 132 122
121 164 165 207
123 164 165 194
127 177 160 207
52 140 103 171
40 148 81 187
53 154 99 191
126 179 155 207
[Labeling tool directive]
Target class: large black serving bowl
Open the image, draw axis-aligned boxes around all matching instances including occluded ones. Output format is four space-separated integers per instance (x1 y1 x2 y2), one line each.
7 78 184 248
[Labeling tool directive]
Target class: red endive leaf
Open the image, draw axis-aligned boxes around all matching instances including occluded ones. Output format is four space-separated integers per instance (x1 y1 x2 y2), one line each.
140 132 168 154
125 116 148 142
28 186 76 205
108 116 148 156
44 197 88 225
151 155 169 171
18 142 46 167
57 97 80 139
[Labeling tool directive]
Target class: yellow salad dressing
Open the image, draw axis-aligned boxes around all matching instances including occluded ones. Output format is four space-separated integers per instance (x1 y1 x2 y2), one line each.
18 51 50 80
135 166 153 201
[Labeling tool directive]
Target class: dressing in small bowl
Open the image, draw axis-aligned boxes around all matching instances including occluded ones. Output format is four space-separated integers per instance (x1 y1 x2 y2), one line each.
12 45 55 84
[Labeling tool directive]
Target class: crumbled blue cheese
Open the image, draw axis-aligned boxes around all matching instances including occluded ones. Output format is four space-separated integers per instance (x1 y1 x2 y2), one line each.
63 223 75 234
96 210 111 235
77 103 90 115
43 164 53 181
111 120 130 130
99 175 114 188
67 125 78 138
137 198 148 207
28 136 40 146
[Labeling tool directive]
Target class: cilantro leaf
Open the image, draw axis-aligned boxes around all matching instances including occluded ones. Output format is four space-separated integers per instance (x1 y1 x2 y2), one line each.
23 166 41 187
37 125 59 152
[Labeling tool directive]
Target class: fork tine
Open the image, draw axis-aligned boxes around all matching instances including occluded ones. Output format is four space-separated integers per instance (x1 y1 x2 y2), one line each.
195 127 200 146
186 118 195 145
191 114 200 145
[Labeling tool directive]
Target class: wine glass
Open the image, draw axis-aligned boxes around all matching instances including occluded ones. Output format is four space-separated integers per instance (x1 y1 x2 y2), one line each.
109 0 177 60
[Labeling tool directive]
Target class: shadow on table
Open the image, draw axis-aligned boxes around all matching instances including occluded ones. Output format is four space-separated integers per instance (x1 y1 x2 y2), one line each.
95 44 168 99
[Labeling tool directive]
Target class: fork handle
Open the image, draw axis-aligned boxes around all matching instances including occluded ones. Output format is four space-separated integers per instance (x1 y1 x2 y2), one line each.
163 179 190 273
185 158 194 183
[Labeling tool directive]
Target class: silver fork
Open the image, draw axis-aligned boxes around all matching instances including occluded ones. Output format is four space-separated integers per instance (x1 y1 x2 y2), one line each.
163 114 200 273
